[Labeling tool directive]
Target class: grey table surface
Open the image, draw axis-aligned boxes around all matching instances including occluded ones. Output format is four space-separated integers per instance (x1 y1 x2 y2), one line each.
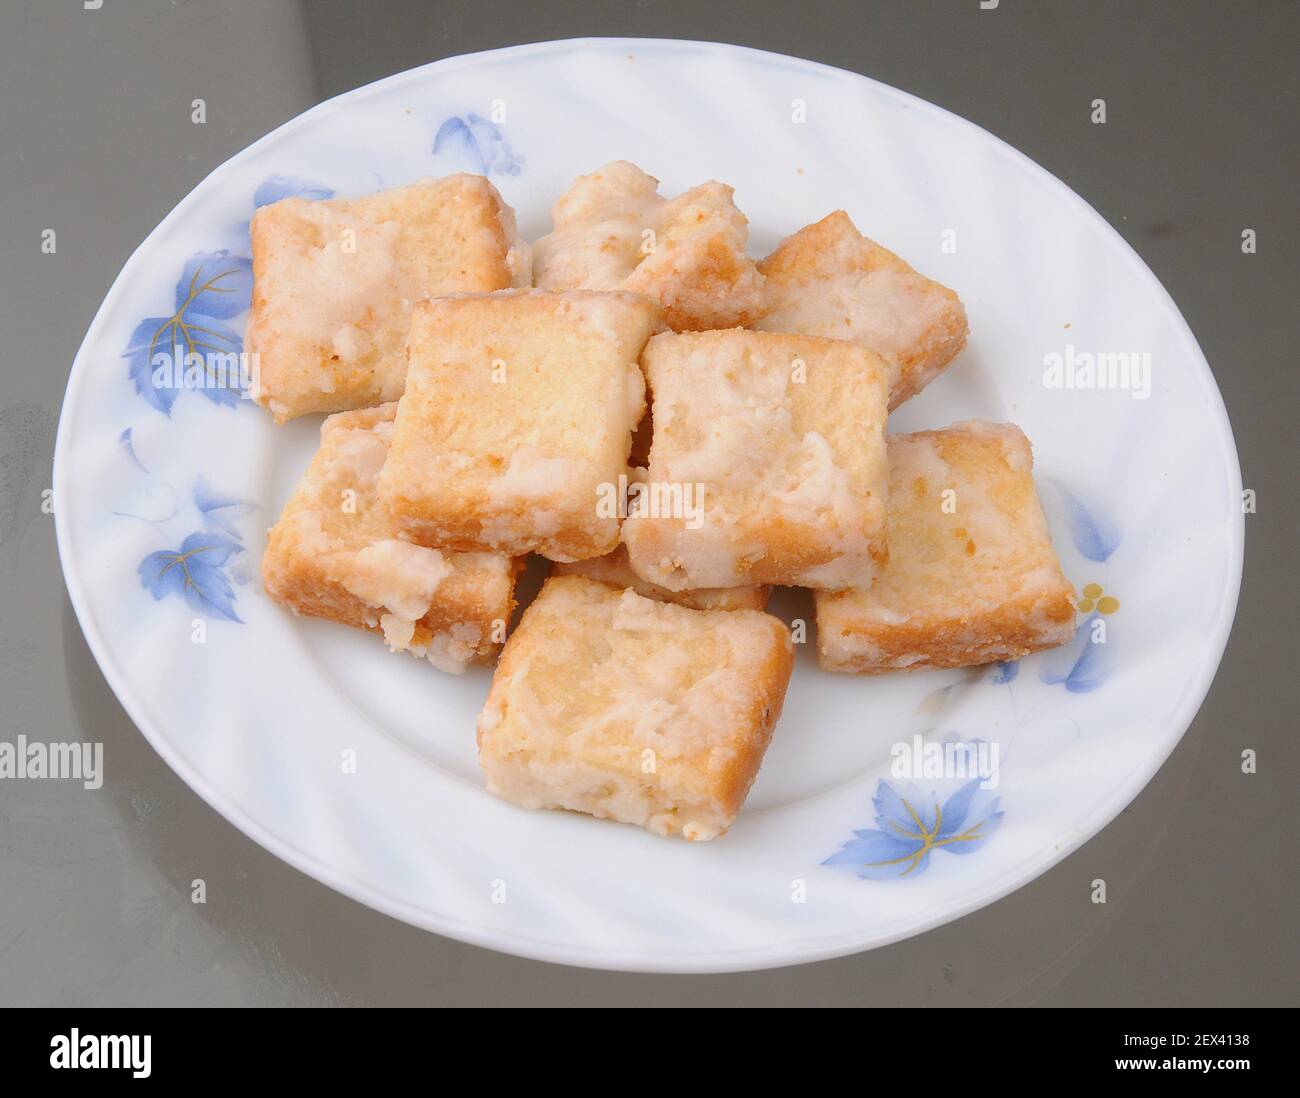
1 0 1295 1007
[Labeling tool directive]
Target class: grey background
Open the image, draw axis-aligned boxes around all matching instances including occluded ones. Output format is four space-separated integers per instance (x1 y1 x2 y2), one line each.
1 0 1295 1006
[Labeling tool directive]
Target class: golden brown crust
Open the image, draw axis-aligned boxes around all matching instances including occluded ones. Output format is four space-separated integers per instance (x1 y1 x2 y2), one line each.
817 587 1075 674
756 211 968 409
476 576 794 840
623 328 890 590
247 175 529 422
757 211 882 281
261 403 521 670
262 552 520 656
815 421 1076 673
378 289 661 561
712 619 794 819
532 162 769 332
625 210 769 331
551 545 771 611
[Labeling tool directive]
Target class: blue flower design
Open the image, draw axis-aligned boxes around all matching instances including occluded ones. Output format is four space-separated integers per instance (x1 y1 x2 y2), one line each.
253 174 334 207
1022 482 1125 692
124 251 253 415
1039 613 1113 693
132 473 254 622
193 476 255 540
139 531 243 622
119 428 148 473
433 113 523 176
1045 479 1120 563
991 660 1019 684
824 775 1004 880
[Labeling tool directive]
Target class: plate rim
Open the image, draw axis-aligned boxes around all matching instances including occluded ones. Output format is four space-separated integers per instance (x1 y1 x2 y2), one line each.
53 36 1245 973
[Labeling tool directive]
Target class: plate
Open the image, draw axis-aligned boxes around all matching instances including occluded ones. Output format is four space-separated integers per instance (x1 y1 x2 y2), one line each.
54 38 1242 972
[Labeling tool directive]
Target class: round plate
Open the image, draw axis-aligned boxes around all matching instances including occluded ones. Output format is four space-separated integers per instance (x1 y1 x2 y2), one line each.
55 38 1242 973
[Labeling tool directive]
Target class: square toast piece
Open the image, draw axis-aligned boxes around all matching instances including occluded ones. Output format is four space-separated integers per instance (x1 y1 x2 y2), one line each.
476 576 794 840
756 211 968 409
622 329 890 590
262 404 521 673
552 544 771 612
815 421 1076 673
378 289 661 562
247 175 531 422
532 161 769 332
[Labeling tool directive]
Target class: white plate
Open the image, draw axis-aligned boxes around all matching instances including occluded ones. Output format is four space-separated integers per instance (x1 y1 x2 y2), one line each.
55 38 1242 972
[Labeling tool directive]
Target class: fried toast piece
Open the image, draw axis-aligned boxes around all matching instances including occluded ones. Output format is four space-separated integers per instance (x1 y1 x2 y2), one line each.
815 421 1075 673
378 289 661 561
623 329 890 590
756 211 967 409
262 404 520 673
552 544 771 611
476 576 794 840
533 161 768 331
247 175 531 421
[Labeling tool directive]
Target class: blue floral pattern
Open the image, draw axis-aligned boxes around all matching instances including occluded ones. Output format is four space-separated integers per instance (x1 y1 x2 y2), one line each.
990 660 1019 685
125 176 345 415
252 174 334 207
433 113 523 176
1039 613 1114 692
1048 478 1121 563
124 251 253 415
824 773 1004 880
826 484 1129 879
911 484 1124 712
119 427 148 473
123 445 253 622
193 475 255 540
1039 481 1123 693
140 531 244 623
121 175 331 616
